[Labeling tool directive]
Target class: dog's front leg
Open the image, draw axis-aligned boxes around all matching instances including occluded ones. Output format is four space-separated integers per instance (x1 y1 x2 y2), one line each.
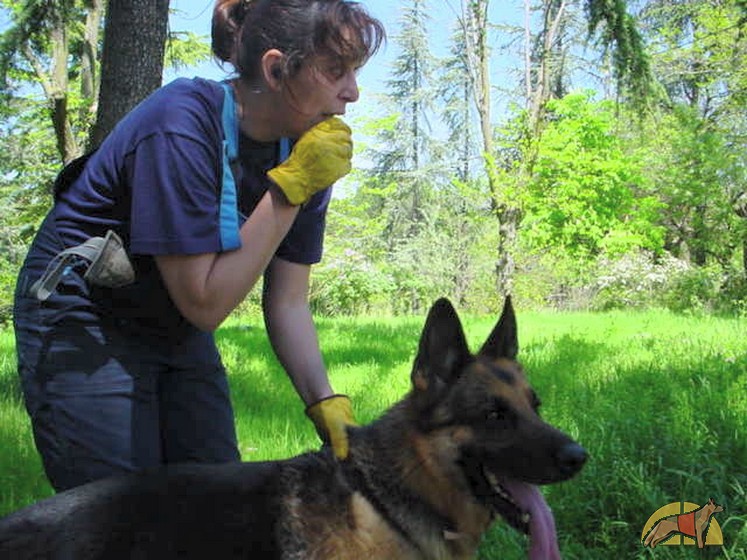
696 529 705 549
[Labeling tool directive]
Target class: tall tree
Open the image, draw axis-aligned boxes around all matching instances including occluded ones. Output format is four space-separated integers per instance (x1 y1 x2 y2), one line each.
456 0 575 295
439 24 477 183
379 0 438 173
639 0 747 273
88 0 169 148
0 0 205 320
368 0 443 243
453 0 655 296
438 23 488 305
457 0 527 295
584 0 654 101
1 0 171 160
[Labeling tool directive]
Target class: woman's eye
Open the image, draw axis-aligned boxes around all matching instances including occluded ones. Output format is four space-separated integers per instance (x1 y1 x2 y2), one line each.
326 65 345 79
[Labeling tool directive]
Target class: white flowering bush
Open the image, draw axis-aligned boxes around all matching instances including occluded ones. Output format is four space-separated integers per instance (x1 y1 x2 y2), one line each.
593 251 689 309
590 251 737 311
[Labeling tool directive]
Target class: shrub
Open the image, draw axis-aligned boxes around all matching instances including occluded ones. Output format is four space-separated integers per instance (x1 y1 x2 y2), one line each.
657 263 724 312
0 259 15 326
309 249 394 316
592 251 690 310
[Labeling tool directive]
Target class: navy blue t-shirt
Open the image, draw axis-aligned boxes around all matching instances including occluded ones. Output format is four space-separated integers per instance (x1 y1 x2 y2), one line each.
45 77 331 336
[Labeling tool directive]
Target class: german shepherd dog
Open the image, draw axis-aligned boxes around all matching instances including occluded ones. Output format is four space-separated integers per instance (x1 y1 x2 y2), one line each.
643 498 724 549
0 297 586 559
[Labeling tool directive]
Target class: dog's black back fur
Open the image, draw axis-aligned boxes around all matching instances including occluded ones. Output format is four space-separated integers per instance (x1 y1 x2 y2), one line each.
1 461 290 558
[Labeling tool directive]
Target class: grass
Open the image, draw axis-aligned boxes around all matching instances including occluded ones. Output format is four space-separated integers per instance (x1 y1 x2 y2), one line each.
0 307 745 559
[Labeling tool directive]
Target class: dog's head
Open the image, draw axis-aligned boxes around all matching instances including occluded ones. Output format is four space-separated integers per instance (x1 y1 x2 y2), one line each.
409 298 586 557
706 498 724 514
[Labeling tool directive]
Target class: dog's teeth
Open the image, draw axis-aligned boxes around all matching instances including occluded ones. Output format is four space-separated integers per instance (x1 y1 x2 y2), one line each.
521 512 531 524
482 468 518 505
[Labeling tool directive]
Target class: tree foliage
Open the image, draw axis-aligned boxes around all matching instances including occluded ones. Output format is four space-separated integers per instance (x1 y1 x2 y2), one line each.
584 0 655 101
522 93 664 257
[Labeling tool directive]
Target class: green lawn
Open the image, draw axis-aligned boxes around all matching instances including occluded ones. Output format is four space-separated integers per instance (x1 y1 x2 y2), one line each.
1 307 745 559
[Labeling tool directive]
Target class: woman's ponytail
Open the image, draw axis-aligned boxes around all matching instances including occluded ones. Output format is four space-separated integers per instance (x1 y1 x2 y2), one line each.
211 0 252 64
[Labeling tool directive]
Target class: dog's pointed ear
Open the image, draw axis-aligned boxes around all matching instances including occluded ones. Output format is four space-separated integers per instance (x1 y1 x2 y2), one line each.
411 298 471 393
479 296 518 360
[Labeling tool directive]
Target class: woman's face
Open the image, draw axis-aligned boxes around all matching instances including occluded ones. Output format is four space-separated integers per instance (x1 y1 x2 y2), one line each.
281 54 361 138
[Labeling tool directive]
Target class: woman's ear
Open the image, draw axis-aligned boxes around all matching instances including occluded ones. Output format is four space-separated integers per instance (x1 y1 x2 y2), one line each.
261 49 285 91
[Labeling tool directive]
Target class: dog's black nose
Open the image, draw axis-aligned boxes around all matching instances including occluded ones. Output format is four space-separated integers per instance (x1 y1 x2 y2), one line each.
556 443 587 475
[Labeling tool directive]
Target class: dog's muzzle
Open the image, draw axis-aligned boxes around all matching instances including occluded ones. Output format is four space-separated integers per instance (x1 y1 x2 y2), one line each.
461 442 586 560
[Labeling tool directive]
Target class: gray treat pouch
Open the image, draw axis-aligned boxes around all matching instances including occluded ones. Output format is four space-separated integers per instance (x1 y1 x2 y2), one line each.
83 230 135 288
30 230 135 301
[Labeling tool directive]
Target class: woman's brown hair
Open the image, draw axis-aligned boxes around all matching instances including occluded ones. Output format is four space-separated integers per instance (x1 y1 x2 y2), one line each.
212 0 385 82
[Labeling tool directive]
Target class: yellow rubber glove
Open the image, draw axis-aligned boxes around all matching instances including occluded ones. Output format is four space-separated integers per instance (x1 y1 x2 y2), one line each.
267 117 353 206
305 394 357 460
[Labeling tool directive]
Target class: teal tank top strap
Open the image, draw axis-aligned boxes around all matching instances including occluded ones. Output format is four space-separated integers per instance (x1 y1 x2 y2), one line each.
218 81 241 251
279 137 291 162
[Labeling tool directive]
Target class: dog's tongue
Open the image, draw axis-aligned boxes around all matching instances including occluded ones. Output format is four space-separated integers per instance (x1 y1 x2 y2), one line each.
501 479 561 560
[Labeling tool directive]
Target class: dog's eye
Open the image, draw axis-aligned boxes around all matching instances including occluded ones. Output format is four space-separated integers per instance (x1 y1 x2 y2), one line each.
486 398 514 427
487 409 504 421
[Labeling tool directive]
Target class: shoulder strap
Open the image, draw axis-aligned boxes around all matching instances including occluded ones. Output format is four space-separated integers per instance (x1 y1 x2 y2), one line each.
217 82 294 250
218 82 241 251
279 137 291 161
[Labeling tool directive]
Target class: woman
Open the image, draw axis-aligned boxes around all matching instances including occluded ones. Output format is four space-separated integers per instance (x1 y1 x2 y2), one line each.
13 0 385 491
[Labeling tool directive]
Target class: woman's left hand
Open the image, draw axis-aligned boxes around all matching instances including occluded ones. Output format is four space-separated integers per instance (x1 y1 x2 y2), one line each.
305 394 357 460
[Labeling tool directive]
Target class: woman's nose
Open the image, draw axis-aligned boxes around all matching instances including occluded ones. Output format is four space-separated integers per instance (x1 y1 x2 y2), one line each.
340 71 359 103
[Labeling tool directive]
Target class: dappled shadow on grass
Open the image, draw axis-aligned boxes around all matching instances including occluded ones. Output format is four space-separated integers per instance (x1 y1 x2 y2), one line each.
521 334 610 393
320 322 422 368
216 319 422 399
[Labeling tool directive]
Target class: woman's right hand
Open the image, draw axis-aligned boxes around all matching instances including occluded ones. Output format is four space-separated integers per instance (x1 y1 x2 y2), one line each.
267 117 352 205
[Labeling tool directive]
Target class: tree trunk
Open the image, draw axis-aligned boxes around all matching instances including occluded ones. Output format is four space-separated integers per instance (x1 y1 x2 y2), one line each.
88 0 170 150
462 0 516 297
81 0 106 124
529 0 567 136
29 5 80 165
735 194 747 279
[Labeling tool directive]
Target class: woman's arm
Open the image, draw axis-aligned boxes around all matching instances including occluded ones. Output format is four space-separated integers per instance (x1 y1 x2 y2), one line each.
261 257 333 405
262 257 356 459
155 187 299 332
